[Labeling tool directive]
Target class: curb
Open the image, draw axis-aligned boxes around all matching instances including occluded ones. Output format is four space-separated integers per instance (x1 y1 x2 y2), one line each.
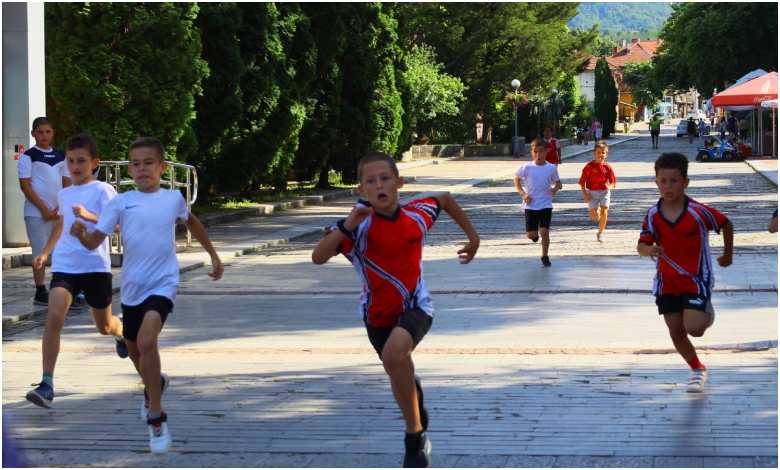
744 159 778 185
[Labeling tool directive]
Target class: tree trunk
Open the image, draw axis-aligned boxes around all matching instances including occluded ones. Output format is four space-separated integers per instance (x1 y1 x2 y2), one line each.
316 166 331 189
478 117 493 144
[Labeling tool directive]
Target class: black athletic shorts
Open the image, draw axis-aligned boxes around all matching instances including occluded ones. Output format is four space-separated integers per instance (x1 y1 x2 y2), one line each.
365 308 433 360
650 130 660 136
656 293 713 315
50 272 113 309
525 208 553 233
121 295 173 342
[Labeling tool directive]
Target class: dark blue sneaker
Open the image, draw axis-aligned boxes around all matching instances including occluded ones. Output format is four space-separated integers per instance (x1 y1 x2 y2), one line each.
414 375 428 432
403 431 431 468
116 316 129 359
26 382 54 408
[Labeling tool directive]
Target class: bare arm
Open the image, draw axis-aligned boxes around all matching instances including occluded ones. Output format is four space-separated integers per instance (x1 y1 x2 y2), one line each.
769 216 778 234
312 205 375 265
32 216 64 269
72 205 99 224
183 212 223 281
514 176 531 204
637 241 663 261
550 179 562 196
19 178 57 221
717 220 733 267
70 220 109 251
580 184 591 202
438 194 480 264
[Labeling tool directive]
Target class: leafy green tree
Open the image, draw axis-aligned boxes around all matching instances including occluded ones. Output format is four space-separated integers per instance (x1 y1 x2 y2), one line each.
594 57 618 138
622 60 663 111
45 3 208 162
653 2 778 97
410 2 596 144
403 45 467 142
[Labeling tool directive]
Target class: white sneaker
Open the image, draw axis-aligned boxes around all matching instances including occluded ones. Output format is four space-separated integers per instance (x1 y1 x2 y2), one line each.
141 373 169 421
147 413 172 454
686 368 708 393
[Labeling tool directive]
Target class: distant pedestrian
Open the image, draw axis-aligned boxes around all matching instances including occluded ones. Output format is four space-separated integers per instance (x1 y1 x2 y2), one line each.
698 118 707 138
71 137 224 455
738 117 749 142
592 117 603 141
514 138 562 267
579 141 616 243
718 120 726 141
637 152 733 393
648 115 661 149
727 114 738 141
312 152 480 468
582 120 590 145
543 125 562 166
686 118 696 143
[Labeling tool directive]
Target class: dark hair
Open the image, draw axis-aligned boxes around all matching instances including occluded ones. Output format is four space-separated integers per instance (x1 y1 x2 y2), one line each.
654 152 689 179
530 137 547 149
31 117 53 131
542 125 553 132
128 137 165 162
593 141 608 151
66 133 98 159
357 152 399 182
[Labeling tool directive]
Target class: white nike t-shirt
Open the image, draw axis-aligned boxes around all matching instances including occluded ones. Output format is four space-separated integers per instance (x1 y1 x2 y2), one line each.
53 181 117 273
95 189 188 306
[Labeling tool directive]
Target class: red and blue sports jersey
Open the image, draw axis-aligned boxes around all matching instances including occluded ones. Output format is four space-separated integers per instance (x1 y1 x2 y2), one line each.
638 197 728 297
331 197 441 327
545 138 560 165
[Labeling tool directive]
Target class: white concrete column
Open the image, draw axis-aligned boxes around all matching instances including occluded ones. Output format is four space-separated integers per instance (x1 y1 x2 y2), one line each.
2 2 46 246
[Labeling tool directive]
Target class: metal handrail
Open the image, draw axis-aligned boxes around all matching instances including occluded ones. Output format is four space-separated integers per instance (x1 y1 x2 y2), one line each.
96 161 199 251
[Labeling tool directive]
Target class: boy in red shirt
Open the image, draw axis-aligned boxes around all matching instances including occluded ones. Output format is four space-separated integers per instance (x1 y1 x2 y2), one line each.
637 152 733 393
579 141 616 242
312 152 480 468
543 125 562 166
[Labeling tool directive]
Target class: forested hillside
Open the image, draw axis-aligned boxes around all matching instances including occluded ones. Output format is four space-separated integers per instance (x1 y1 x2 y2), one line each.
569 2 672 40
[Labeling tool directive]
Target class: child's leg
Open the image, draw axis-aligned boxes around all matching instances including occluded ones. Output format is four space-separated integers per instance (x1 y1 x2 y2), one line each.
381 327 422 434
682 309 710 338
33 263 46 291
663 312 699 362
526 230 538 241
90 306 122 337
598 206 609 234
41 287 72 375
135 311 164 413
589 208 599 221
539 227 550 257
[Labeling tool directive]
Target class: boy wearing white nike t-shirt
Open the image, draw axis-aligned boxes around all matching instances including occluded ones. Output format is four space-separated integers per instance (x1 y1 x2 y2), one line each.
71 137 223 455
26 133 127 411
514 138 562 267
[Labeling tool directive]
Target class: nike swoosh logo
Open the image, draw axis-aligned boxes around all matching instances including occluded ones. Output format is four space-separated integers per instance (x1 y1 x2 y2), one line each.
125 204 140 209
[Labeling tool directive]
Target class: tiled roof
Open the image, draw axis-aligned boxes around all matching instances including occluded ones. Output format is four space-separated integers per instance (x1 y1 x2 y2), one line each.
606 39 662 68
582 56 620 71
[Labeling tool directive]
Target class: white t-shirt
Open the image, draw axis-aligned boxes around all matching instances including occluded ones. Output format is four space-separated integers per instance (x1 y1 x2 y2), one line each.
52 181 117 273
17 146 71 217
515 162 561 210
95 189 189 306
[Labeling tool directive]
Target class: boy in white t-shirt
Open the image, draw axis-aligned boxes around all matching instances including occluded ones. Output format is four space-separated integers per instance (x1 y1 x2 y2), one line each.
70 137 223 455
26 133 127 410
17 117 72 305
514 138 562 267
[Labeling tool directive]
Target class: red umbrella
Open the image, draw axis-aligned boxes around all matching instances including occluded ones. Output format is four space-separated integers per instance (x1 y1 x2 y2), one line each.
711 72 777 107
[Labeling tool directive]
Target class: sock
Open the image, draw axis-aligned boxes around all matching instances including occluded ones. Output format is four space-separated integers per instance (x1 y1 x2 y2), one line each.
36 285 46 293
147 409 162 421
42 373 53 387
687 357 706 370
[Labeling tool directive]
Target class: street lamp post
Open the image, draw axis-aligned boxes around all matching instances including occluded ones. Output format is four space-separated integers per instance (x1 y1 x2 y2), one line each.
551 88 559 139
512 79 521 157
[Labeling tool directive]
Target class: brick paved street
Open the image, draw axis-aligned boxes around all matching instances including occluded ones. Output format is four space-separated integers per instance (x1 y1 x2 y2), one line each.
3 134 777 467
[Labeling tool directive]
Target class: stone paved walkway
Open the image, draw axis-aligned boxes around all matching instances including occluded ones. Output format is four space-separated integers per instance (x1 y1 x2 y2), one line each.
2 133 777 468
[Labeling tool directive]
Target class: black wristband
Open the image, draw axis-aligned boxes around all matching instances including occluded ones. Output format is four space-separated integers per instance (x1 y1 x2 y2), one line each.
336 220 352 236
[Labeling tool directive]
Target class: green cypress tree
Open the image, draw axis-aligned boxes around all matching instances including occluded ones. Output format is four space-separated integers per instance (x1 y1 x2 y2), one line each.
594 57 618 138
45 3 208 162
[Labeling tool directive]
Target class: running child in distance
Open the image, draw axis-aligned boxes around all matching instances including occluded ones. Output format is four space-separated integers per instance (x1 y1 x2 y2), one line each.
312 152 480 468
579 141 617 243
637 152 733 393
514 138 562 267
70 137 224 454
26 133 127 409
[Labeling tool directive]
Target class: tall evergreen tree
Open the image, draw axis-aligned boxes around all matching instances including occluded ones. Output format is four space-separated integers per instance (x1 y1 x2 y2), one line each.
594 57 618 138
45 2 208 161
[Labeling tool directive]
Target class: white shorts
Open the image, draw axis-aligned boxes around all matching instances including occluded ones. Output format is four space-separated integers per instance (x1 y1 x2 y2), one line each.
595 128 602 139
587 190 611 210
24 216 56 256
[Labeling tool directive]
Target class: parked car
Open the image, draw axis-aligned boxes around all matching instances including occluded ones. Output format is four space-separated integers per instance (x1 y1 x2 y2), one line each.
687 109 707 121
677 119 699 138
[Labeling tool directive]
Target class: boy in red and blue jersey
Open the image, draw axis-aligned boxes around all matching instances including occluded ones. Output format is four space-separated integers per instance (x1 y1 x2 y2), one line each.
637 152 733 393
579 141 616 242
312 152 480 468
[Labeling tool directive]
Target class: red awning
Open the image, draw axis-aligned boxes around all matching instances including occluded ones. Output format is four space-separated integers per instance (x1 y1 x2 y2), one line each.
711 72 777 107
